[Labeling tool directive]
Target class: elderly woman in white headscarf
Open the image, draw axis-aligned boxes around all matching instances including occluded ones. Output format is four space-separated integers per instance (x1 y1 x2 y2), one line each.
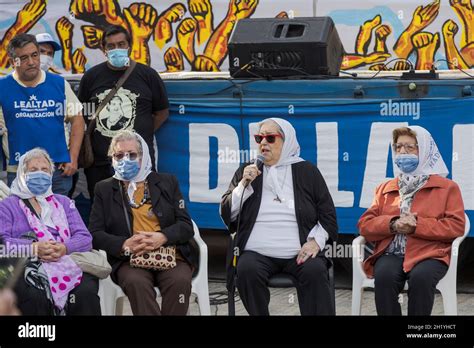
220 118 338 316
0 148 100 315
89 130 197 315
358 126 465 316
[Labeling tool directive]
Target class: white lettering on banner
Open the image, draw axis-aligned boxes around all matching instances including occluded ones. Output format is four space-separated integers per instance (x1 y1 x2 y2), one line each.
452 125 474 210
189 123 239 203
359 122 407 208
315 123 354 207
186 122 472 214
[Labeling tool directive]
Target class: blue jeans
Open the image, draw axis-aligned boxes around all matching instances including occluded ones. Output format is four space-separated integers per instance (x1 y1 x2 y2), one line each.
8 169 73 196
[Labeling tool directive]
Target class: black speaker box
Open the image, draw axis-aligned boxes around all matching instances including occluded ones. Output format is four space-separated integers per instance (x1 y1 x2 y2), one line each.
228 17 345 78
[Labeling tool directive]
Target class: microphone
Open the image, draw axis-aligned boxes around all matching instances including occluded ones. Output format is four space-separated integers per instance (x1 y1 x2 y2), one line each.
244 155 265 188
254 154 265 168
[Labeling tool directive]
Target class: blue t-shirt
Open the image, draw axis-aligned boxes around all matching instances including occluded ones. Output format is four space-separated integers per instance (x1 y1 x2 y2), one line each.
0 72 70 165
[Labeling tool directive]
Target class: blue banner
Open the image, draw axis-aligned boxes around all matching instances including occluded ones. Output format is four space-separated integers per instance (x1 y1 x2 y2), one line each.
157 79 474 236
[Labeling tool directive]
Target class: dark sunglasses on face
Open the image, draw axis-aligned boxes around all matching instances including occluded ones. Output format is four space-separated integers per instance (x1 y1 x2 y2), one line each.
254 134 283 144
113 152 139 161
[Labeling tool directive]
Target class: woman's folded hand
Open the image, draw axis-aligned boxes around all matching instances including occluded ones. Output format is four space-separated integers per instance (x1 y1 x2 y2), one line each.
394 212 417 234
122 234 147 256
35 241 67 262
296 239 320 265
134 231 169 256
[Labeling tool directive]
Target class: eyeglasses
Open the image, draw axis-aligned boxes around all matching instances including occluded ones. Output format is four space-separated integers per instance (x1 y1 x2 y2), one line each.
392 143 418 153
113 152 139 161
254 134 283 144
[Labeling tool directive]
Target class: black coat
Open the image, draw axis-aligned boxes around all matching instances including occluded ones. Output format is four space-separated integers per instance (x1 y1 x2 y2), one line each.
89 172 197 280
220 161 338 288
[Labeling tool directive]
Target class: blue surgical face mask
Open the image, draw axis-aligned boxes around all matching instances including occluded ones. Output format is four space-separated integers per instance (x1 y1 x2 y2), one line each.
25 171 52 195
113 158 140 181
395 154 419 173
106 48 130 68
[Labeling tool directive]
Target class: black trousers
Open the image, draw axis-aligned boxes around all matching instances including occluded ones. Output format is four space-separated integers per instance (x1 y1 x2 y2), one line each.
67 172 80 198
236 250 333 315
14 272 101 315
374 254 448 315
84 164 114 202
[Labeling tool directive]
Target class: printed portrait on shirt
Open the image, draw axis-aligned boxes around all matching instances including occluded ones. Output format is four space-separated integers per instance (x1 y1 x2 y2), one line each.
96 87 139 137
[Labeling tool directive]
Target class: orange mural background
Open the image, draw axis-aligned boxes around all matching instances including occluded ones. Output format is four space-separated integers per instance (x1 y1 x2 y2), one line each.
0 0 472 75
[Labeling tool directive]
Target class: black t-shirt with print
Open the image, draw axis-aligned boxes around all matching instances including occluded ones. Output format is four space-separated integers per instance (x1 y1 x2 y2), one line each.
78 61 169 167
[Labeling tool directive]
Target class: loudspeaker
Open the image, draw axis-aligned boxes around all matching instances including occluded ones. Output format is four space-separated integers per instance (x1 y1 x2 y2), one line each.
228 17 345 78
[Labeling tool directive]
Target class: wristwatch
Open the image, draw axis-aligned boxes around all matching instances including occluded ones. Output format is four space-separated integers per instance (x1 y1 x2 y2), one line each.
389 218 398 234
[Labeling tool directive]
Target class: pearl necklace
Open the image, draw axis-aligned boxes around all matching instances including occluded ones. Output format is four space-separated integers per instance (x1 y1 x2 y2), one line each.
124 181 150 208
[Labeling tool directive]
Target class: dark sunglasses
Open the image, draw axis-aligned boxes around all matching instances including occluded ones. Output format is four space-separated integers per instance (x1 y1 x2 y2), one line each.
113 152 139 161
254 134 283 144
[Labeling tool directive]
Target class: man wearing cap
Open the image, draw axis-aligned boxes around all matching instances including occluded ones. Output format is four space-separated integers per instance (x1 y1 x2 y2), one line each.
36 32 80 197
0 33 84 195
35 32 61 73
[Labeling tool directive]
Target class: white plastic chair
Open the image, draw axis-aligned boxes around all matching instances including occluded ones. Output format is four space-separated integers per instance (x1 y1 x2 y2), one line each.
0 180 9 200
351 214 470 315
98 220 211 315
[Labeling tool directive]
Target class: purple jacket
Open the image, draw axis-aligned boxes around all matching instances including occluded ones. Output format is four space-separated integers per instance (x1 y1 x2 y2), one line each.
0 194 92 253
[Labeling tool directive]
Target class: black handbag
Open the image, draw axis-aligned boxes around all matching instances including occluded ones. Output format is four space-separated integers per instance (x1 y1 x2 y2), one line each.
78 118 95 169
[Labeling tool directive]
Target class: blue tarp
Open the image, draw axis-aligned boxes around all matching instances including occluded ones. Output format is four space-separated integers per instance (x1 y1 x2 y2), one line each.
157 78 474 235
1 78 472 236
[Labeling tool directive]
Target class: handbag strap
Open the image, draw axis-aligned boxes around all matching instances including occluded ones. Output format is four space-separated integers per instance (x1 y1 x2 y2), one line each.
22 199 40 219
119 183 132 236
90 60 137 121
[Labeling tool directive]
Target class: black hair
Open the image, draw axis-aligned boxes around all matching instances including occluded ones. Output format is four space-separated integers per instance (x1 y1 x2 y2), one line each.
101 25 131 48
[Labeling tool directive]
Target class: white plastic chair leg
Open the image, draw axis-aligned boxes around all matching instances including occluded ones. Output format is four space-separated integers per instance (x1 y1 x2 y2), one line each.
195 285 211 315
100 285 119 315
115 296 125 315
351 282 363 315
438 284 457 315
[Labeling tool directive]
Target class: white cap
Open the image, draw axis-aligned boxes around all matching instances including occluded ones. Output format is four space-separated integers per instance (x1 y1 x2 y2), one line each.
35 33 61 51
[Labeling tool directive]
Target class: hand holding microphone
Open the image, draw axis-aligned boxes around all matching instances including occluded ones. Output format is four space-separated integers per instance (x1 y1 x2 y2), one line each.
241 155 265 188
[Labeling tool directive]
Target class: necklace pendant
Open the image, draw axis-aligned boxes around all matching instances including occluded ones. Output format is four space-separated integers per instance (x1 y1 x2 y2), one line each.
274 196 282 203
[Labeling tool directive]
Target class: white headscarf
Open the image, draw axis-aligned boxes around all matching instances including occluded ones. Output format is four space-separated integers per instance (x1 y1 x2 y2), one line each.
112 132 153 204
10 151 55 228
259 118 304 201
392 125 449 178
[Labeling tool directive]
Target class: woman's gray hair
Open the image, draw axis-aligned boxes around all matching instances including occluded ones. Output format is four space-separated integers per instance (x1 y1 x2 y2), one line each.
108 130 143 157
259 119 285 140
22 148 54 174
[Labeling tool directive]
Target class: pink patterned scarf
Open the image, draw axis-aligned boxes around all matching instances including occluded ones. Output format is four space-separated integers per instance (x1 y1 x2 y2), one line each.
19 196 82 310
